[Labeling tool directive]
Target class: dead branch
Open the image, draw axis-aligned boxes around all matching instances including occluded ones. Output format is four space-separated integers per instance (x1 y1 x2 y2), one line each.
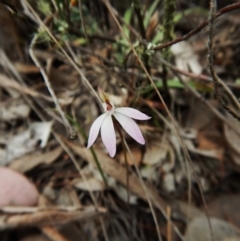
208 1 240 121
0 206 106 230
153 2 240 51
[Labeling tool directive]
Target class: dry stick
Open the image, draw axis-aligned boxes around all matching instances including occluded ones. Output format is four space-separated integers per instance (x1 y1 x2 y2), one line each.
102 1 186 241
153 2 240 51
208 0 240 121
29 35 76 139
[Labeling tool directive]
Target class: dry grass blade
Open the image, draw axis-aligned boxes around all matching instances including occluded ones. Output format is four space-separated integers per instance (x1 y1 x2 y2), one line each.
9 146 63 173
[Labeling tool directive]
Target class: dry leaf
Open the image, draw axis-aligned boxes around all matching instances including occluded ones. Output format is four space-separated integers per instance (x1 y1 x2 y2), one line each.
9 146 63 173
5 122 53 164
143 142 169 166
140 166 159 183
171 41 202 80
224 112 240 165
162 173 175 192
49 66 79 91
146 11 159 40
14 62 39 74
112 183 138 204
108 87 128 106
184 139 224 161
73 176 106 191
185 217 240 241
208 194 240 228
0 98 30 121
118 146 142 166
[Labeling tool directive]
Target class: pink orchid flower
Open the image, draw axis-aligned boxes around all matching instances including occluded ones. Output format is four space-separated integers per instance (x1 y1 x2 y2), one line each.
87 87 151 157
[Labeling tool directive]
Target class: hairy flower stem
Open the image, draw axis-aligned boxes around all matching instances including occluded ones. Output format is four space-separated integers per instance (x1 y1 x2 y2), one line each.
162 0 176 96
67 115 108 187
115 120 130 204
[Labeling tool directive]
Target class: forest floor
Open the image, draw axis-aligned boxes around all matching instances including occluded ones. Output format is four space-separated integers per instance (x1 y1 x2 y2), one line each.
1 1 240 241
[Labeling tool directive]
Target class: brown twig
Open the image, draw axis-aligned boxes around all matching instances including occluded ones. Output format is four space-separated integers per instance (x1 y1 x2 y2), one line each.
208 1 240 121
153 2 240 51
0 206 105 229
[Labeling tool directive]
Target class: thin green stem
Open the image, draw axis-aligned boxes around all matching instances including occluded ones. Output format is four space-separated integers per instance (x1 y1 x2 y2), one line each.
66 115 108 187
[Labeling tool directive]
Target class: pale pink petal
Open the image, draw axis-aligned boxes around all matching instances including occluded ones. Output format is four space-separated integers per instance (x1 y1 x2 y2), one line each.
113 112 145 144
101 114 116 157
115 107 151 120
87 113 107 149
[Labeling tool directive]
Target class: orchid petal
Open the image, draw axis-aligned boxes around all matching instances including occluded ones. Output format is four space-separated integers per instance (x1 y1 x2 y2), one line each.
115 107 151 120
87 113 107 149
101 114 116 157
113 112 145 144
